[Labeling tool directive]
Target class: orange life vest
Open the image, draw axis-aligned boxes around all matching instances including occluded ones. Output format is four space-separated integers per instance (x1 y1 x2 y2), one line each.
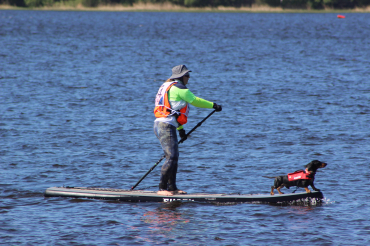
154 82 189 125
287 170 312 181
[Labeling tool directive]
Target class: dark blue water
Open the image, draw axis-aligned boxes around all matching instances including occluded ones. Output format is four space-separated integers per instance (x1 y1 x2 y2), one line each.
1 10 370 245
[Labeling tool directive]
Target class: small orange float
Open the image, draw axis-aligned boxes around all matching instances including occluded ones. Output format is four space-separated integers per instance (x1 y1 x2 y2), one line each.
337 15 346 19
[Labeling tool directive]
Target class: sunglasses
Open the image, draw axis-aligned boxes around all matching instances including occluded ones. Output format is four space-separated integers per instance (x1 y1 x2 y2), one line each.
184 74 190 78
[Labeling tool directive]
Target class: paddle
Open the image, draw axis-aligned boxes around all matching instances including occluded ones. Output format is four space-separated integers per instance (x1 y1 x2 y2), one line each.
130 109 217 190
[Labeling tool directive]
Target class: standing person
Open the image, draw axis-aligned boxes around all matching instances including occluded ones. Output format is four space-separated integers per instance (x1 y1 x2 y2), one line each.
154 65 222 196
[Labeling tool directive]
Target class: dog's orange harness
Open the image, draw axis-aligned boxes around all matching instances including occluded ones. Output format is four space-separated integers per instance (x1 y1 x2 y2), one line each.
287 170 312 181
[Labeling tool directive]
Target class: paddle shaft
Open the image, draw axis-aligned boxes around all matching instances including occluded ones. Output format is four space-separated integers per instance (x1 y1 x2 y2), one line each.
130 109 217 190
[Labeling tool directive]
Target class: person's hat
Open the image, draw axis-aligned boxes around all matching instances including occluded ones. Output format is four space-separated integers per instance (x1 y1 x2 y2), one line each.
169 65 192 79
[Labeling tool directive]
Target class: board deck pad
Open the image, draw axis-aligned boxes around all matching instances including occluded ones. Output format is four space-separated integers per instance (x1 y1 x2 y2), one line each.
44 187 324 205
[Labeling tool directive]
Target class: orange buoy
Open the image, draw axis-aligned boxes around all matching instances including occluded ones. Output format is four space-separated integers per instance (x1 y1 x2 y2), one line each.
337 15 346 19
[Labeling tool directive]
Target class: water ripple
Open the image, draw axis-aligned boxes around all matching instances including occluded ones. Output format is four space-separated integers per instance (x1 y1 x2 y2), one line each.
1 10 370 245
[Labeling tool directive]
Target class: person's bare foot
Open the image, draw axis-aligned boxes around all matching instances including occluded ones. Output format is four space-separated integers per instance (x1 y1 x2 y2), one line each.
157 190 187 196
174 190 187 194
157 190 175 196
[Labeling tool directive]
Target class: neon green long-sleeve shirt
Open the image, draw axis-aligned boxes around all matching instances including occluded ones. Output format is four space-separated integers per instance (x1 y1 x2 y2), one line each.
168 85 214 109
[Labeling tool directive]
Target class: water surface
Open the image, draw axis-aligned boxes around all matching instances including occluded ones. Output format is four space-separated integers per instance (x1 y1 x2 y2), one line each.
1 10 370 245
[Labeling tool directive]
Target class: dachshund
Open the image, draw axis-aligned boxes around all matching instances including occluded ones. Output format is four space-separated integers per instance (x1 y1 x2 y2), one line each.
267 160 327 195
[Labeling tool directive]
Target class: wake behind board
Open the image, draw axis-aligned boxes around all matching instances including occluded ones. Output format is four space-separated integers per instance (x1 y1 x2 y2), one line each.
44 187 323 204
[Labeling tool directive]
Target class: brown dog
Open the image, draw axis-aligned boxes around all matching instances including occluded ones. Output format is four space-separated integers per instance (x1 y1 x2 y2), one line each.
268 160 327 195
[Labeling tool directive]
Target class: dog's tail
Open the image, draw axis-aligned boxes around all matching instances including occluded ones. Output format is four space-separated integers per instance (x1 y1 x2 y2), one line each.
262 176 277 179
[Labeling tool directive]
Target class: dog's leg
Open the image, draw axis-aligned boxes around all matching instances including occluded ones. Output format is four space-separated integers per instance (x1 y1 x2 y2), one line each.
277 185 284 194
304 187 311 193
311 184 320 191
271 186 275 195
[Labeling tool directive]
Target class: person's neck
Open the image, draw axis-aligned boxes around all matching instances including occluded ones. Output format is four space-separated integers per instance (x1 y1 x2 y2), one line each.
174 79 184 85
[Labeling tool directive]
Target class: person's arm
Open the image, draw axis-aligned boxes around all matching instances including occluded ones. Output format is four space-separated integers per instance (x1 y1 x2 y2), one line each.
190 97 213 108
175 88 222 132
191 97 222 111
176 88 215 109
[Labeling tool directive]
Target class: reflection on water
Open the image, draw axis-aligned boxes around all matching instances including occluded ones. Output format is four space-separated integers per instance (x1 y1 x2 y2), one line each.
142 202 189 234
1 10 370 245
287 205 316 214
124 202 191 243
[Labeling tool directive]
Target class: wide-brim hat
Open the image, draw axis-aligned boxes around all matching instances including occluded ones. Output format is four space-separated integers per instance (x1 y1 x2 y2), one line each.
169 65 192 79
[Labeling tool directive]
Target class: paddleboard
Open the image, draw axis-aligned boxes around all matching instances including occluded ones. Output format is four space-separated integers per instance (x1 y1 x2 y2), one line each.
44 187 324 204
